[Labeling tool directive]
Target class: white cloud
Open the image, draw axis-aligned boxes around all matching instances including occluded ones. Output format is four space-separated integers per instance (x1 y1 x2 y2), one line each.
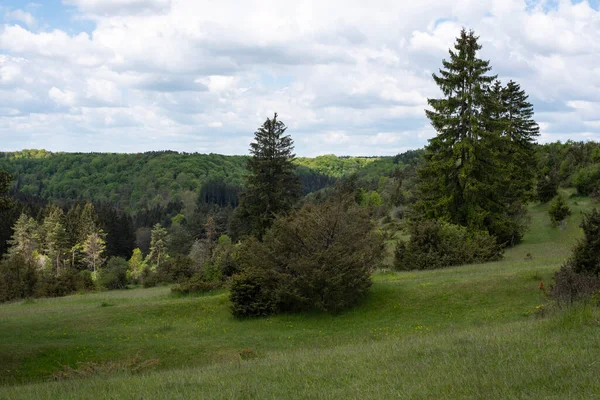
0 0 599 154
4 9 36 28
48 87 77 107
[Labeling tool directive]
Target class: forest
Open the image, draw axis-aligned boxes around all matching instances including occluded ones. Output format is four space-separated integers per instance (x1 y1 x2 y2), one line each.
1 28 600 398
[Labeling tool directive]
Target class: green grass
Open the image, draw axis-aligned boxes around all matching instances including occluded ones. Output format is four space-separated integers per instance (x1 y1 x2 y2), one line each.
1 195 598 399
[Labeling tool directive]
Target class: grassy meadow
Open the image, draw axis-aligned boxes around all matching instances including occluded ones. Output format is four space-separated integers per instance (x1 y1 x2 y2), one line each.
1 193 599 399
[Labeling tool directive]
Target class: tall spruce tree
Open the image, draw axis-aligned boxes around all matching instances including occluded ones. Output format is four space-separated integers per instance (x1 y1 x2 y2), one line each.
237 113 301 238
419 29 536 245
41 206 68 275
419 29 499 232
501 80 540 200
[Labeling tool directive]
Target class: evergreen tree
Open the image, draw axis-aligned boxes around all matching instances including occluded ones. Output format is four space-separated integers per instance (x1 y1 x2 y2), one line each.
0 171 12 211
237 113 301 238
419 29 498 232
78 203 99 244
500 80 540 200
7 213 40 265
418 29 535 244
41 206 68 275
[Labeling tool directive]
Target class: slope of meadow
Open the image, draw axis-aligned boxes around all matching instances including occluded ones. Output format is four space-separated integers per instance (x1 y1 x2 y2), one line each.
1 194 598 399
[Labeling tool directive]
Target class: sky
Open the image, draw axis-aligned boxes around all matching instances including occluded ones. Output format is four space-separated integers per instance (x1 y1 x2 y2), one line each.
0 0 599 156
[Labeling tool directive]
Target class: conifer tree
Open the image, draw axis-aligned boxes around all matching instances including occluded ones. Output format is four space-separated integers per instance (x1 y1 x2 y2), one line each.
0 171 12 211
501 80 540 200
42 206 68 275
237 113 301 238
8 213 40 265
418 29 537 245
418 29 499 232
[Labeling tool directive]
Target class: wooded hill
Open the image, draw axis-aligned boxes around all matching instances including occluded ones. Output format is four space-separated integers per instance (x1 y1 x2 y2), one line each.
0 150 402 214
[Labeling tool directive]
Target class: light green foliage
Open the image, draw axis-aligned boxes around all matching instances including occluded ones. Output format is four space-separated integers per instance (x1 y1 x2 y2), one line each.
127 248 146 282
82 231 107 278
146 224 168 270
295 155 377 178
359 190 383 208
7 213 41 265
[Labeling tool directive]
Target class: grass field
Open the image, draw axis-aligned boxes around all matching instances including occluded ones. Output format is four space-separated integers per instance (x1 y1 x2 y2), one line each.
1 194 599 399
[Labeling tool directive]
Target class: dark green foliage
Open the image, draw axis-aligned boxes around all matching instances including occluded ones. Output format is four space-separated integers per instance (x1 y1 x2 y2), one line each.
236 113 301 238
548 196 571 226
229 268 279 318
394 220 503 270
157 256 195 283
231 193 384 316
35 269 79 298
0 170 12 211
141 267 159 288
0 256 37 302
569 209 600 276
418 29 498 231
417 29 536 245
536 173 559 203
98 257 129 290
498 80 540 201
77 270 95 291
171 273 223 295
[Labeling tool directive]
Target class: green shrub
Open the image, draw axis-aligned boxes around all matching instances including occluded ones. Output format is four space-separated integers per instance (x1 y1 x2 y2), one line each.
76 270 95 292
548 195 571 226
230 193 385 316
569 209 600 276
97 257 128 290
156 256 194 283
573 165 600 196
141 267 158 288
536 174 558 203
0 256 37 303
229 268 278 318
36 269 78 298
550 209 600 304
171 273 222 295
394 220 503 270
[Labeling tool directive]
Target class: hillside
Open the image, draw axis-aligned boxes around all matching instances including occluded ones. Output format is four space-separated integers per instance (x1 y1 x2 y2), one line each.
0 151 398 213
1 194 598 398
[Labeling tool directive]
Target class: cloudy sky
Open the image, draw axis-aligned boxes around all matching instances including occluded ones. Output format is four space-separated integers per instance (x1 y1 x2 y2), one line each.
0 0 599 156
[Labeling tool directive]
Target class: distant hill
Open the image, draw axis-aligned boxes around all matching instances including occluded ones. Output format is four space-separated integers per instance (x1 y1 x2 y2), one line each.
0 150 403 213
